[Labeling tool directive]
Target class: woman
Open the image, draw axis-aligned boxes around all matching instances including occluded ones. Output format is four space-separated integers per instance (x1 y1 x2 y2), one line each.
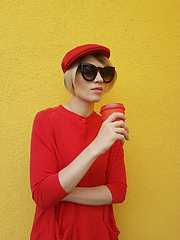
30 44 129 240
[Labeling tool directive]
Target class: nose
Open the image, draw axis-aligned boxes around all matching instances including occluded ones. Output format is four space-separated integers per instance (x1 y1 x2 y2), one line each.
94 71 103 83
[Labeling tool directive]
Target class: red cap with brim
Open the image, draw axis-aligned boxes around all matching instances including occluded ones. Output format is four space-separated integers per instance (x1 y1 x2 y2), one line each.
61 44 110 73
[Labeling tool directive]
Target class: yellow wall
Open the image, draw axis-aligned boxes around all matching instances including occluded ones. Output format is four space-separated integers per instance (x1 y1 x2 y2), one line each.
1 1 179 239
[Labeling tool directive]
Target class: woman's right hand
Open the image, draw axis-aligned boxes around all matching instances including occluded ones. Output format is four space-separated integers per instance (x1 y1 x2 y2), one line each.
92 112 129 155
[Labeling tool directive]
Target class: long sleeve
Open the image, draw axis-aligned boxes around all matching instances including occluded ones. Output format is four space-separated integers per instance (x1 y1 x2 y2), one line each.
30 110 69 211
106 140 127 204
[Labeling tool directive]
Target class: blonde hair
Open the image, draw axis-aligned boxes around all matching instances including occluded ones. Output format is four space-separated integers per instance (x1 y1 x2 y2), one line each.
63 53 117 95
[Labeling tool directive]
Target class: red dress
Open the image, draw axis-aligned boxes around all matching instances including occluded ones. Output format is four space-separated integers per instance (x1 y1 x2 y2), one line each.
30 105 127 240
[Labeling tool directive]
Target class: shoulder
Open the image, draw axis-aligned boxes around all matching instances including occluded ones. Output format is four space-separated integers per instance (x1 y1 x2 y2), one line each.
35 106 61 121
33 105 62 130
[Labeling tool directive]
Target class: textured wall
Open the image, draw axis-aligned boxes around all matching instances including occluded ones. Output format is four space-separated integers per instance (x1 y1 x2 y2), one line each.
0 1 179 239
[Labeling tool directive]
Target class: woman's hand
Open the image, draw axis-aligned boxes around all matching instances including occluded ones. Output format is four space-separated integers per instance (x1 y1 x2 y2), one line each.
92 112 129 155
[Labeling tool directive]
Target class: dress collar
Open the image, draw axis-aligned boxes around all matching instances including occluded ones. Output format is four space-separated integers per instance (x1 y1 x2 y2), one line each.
59 105 99 123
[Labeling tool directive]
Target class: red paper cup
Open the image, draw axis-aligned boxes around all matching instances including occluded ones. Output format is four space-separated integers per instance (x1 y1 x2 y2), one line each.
100 103 125 121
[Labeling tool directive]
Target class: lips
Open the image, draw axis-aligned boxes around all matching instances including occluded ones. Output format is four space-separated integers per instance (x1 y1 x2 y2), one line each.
91 87 103 93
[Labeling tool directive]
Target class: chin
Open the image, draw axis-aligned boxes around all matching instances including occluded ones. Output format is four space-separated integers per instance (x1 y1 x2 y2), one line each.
90 97 103 103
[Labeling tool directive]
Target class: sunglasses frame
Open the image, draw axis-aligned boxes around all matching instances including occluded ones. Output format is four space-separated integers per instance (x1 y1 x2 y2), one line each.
78 63 115 83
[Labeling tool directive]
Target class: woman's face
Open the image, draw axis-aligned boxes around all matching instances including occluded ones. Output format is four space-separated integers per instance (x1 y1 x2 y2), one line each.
73 55 107 103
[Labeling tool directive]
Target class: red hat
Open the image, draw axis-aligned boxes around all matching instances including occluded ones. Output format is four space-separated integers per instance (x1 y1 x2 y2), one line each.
61 44 110 73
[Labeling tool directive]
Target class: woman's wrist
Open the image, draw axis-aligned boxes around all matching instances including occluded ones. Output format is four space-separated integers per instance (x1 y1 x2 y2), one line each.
87 139 103 158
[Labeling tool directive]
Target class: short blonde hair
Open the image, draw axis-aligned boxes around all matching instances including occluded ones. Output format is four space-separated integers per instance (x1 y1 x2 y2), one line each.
63 53 117 95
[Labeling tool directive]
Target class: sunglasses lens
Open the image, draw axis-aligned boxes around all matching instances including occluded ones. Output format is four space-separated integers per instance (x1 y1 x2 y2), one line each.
82 64 97 81
101 67 115 83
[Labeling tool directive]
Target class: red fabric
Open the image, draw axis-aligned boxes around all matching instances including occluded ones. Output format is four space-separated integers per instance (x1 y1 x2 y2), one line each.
61 44 110 73
30 105 127 240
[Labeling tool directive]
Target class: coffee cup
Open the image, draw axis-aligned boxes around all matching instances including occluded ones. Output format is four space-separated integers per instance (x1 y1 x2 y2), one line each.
100 103 125 121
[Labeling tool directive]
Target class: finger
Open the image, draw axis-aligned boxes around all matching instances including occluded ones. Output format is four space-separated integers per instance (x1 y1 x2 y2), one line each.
113 121 129 134
114 133 125 145
115 127 129 140
121 138 125 145
105 112 126 123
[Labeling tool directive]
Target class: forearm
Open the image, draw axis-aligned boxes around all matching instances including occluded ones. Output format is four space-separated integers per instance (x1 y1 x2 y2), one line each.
58 141 101 193
62 185 112 206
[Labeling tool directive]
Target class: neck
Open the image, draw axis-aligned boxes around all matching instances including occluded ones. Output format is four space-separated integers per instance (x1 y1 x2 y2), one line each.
68 96 94 117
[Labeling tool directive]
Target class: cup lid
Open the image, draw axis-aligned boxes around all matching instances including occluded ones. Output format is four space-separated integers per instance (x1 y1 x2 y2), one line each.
100 103 125 113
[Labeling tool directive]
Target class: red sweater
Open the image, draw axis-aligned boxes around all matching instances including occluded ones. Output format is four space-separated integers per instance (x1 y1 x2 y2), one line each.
30 105 127 240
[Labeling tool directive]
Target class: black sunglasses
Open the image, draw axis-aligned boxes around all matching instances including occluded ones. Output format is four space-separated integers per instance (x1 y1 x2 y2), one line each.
77 63 115 83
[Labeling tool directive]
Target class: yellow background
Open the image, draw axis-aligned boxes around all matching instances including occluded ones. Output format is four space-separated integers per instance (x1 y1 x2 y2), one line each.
1 1 179 239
